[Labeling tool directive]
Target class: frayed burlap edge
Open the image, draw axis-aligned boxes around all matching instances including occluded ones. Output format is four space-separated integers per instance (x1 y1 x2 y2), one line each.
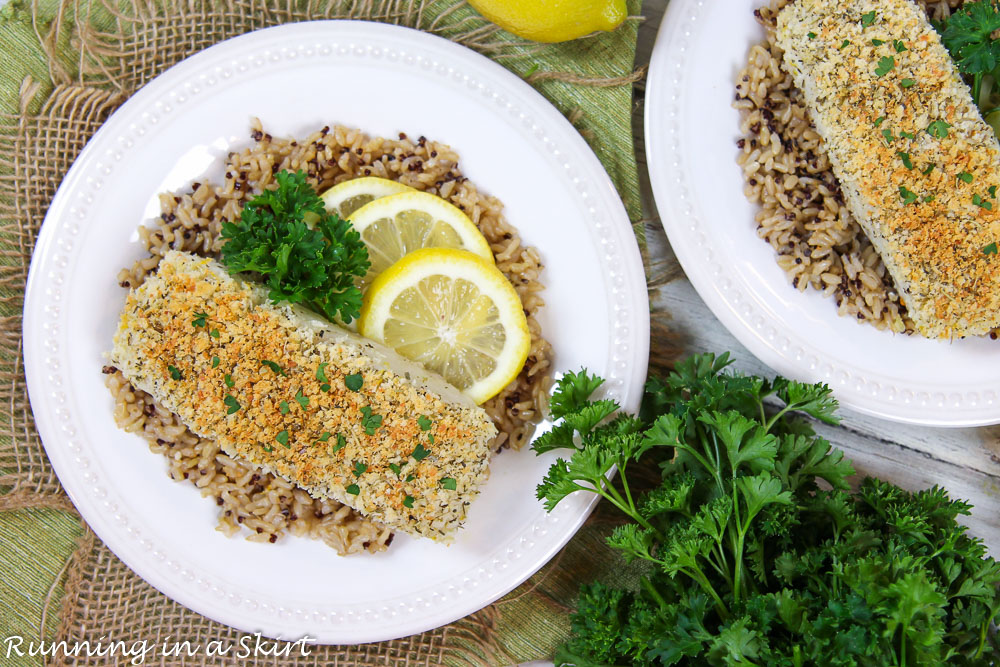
0 1 654 663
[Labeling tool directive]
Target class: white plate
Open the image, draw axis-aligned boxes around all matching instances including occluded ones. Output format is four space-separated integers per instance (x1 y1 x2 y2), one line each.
23 22 649 643
646 0 1000 427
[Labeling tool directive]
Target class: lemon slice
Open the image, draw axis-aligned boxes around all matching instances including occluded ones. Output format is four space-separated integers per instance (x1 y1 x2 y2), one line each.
320 177 414 218
348 191 494 286
359 248 530 404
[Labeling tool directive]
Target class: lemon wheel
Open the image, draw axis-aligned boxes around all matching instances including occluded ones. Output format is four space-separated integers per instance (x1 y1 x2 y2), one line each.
348 191 494 287
320 176 414 219
467 0 626 43
359 248 530 404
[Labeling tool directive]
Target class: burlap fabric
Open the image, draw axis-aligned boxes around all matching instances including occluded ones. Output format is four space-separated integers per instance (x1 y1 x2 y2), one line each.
0 1 647 664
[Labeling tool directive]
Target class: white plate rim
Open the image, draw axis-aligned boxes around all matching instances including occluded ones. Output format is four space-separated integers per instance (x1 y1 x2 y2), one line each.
22 20 650 643
645 0 1000 427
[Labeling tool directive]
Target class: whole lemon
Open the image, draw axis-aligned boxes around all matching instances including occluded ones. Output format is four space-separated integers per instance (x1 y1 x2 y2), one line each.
468 0 627 43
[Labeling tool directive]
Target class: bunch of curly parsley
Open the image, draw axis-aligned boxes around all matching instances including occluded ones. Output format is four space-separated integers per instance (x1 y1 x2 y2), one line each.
941 1 1000 130
535 354 1000 666
220 170 370 324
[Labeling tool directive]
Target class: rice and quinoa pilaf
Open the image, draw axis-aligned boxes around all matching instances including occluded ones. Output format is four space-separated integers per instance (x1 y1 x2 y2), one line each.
105 121 552 554
735 0 997 339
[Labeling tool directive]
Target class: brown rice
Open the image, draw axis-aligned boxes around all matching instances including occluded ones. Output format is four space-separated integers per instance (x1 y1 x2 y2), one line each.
106 121 552 554
734 0 999 338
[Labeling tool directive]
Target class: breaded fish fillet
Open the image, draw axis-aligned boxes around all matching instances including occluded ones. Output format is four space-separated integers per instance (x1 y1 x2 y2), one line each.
777 0 1000 338
111 250 497 540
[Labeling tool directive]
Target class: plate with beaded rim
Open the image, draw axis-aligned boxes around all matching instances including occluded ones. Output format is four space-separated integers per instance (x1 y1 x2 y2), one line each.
22 21 649 643
646 0 1000 427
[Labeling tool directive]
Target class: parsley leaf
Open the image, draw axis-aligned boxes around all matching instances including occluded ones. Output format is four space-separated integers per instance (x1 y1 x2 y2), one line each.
224 395 241 415
295 389 309 409
360 406 382 435
417 415 432 431
942 0 1000 105
344 373 363 391
167 365 182 381
536 355 1000 666
316 363 329 383
260 359 285 376
440 477 457 491
352 461 367 477
897 151 913 169
927 120 951 139
411 443 431 462
403 495 414 508
874 56 895 76
984 242 998 255
550 369 605 419
276 430 289 448
279 400 289 414
211 356 220 368
959 171 975 183
860 10 876 28
220 170 371 324
346 484 360 495
899 186 918 205
191 311 208 328
331 433 347 454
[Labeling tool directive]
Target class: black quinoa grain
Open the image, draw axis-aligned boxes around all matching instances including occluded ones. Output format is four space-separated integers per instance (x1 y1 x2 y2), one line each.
269 535 277 543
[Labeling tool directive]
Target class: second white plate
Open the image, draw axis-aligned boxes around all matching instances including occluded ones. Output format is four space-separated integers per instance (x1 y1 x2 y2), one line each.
646 0 1000 427
23 21 649 643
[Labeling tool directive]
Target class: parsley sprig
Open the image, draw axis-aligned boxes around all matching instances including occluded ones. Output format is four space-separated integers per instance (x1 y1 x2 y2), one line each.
536 354 1000 666
220 170 370 324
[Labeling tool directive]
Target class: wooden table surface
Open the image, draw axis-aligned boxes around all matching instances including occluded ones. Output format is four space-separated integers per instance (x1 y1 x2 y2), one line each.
634 0 1000 554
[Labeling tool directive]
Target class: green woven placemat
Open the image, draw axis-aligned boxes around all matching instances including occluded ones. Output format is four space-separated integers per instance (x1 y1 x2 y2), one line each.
0 1 645 664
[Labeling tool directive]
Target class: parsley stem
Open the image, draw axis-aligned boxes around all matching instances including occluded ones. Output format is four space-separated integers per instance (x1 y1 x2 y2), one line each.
640 575 669 611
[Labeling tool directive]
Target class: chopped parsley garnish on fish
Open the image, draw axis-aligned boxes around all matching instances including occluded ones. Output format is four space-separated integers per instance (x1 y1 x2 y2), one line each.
211 356 220 368
984 242 999 255
959 171 975 183
209 328 220 338
331 434 347 454
316 431 331 443
440 477 457 490
316 362 329 383
871 38 884 46
900 78 916 88
191 311 208 328
923 163 936 175
874 56 895 76
428 434 436 445
263 444 273 452
881 128 894 144
406 474 416 482
403 495 414 508
346 484 360 495
990 185 998 198
224 373 235 388
973 194 993 209
260 359 285 375
899 130 916 140
897 152 913 169
927 120 951 138
861 10 876 27
276 430 290 447
280 400 290 415
168 365 183 381
874 115 886 126
894 39 907 52
295 389 309 409
899 186 918 205
924 195 936 203
417 415 432 431
344 373 363 391
352 461 367 477
224 395 241 415
840 40 850 49
360 406 382 435
389 463 402 476
412 443 431 462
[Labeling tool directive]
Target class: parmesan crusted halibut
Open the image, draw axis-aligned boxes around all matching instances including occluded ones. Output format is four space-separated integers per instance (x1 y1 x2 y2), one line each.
777 0 1000 339
111 250 497 540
